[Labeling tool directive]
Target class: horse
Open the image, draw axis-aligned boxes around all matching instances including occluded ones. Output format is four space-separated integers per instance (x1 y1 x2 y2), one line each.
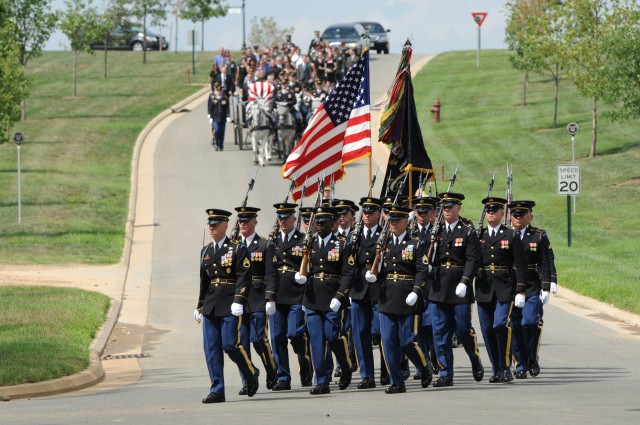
247 100 274 167
275 102 297 161
246 82 275 167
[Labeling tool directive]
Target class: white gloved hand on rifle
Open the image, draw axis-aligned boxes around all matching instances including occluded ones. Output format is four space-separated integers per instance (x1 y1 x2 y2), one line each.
455 283 467 298
294 272 307 285
365 270 377 283
265 301 276 316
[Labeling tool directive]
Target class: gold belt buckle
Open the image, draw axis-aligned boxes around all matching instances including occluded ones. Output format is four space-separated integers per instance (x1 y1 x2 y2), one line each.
446 261 451 269
393 272 398 282
282 266 288 272
319 272 324 280
490 264 495 272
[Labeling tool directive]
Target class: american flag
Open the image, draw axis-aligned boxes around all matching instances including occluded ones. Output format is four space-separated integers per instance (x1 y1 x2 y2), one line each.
248 81 275 101
282 50 371 200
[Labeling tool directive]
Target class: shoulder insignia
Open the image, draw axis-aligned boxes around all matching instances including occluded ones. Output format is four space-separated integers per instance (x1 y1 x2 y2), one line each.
240 287 246 294
243 257 250 268
347 255 355 266
273 256 277 263
422 255 429 265
230 240 239 245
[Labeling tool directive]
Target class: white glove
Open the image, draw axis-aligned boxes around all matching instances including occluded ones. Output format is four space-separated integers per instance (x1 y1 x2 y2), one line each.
226 117 231 123
455 283 467 298
514 293 525 308
550 282 558 294
294 272 307 285
208 118 213 125
365 270 377 283
329 298 341 312
405 292 418 306
207 114 211 119
265 301 276 316
194 309 202 323
540 290 550 305
231 302 244 316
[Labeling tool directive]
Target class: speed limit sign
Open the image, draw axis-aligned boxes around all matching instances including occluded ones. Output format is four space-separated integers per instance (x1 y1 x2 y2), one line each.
557 164 580 195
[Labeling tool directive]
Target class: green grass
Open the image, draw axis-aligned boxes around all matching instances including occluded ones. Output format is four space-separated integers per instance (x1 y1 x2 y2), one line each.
414 50 640 314
0 286 110 386
0 50 212 264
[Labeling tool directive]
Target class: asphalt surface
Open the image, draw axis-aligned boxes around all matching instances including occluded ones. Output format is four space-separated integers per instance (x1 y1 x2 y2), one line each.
1 53 639 425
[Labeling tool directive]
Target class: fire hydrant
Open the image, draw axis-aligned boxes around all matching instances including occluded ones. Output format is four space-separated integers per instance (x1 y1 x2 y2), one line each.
430 98 441 123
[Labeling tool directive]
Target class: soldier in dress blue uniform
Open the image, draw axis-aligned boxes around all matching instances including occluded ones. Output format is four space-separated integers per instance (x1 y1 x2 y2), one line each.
475 197 527 383
294 207 356 394
508 200 551 379
234 206 279 394
428 192 484 387
207 83 230 151
269 203 314 391
411 197 440 377
365 205 433 394
195 209 260 404
348 197 384 389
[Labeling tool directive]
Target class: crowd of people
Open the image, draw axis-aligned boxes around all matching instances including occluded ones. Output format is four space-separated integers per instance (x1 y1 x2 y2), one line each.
194 184 558 403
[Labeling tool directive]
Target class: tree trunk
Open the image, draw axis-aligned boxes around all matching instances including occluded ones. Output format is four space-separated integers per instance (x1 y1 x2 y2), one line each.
174 15 178 54
143 9 147 65
523 72 528 106
553 63 559 129
590 98 598 158
21 98 27 121
72 48 77 97
201 20 204 52
103 33 108 79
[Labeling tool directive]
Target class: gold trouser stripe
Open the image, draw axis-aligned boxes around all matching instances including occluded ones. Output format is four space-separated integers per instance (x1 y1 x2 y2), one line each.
380 339 390 377
536 318 544 357
263 319 277 370
505 302 513 367
413 314 420 335
469 326 480 357
339 309 352 369
235 314 256 374
413 341 428 368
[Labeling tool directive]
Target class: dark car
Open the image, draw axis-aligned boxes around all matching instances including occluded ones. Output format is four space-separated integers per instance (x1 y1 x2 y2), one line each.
357 21 390 54
320 23 367 55
91 24 169 51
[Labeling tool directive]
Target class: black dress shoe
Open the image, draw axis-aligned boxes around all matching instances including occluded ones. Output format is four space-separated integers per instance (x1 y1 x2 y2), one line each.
202 392 225 403
528 359 540 377
272 380 291 391
421 367 433 388
472 360 485 382
402 368 410 380
413 371 422 380
380 374 390 386
338 367 352 390
489 374 501 383
300 373 313 387
514 370 527 379
334 366 342 378
266 371 278 390
247 369 260 397
384 384 406 394
238 386 248 395
503 369 514 382
357 377 376 389
433 376 454 387
309 383 330 395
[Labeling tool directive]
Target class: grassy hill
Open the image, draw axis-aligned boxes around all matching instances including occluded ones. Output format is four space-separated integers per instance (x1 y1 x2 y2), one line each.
413 50 639 313
0 49 637 314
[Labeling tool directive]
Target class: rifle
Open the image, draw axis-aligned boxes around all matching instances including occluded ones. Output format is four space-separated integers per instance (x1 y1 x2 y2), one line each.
348 167 379 253
425 164 459 265
370 173 408 277
503 165 513 225
476 171 496 238
295 178 308 231
298 177 324 277
230 168 258 241
269 178 297 243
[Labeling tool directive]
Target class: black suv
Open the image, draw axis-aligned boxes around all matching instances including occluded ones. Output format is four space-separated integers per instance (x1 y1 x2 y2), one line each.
91 24 169 51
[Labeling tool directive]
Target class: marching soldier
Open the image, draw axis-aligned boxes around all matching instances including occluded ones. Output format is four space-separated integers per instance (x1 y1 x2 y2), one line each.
195 209 260 403
508 200 551 379
207 83 230 151
428 192 484 387
295 207 355 394
269 203 313 390
475 197 527 383
235 207 279 393
365 205 433 394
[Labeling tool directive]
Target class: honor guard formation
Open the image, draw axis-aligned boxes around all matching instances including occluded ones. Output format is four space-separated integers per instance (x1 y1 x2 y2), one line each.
194 170 558 402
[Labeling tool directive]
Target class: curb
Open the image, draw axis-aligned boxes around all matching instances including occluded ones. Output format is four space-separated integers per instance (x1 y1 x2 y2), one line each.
0 86 210 402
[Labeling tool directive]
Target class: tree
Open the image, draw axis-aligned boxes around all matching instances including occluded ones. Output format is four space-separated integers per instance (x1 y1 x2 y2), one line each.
95 1 129 78
180 0 227 52
559 0 638 158
6 0 58 119
59 0 100 97
248 16 294 50
0 3 29 143
129 0 168 64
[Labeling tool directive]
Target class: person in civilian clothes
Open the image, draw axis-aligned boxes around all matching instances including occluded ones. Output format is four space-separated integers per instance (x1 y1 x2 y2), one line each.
207 83 230 151
348 197 383 389
294 207 355 394
194 209 260 404
365 205 433 394
234 207 278 394
411 197 440 377
428 192 484 387
508 200 551 379
269 203 314 390
475 197 527 383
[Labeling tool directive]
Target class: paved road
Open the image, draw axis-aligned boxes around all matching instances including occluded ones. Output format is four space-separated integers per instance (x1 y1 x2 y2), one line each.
2 53 640 425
